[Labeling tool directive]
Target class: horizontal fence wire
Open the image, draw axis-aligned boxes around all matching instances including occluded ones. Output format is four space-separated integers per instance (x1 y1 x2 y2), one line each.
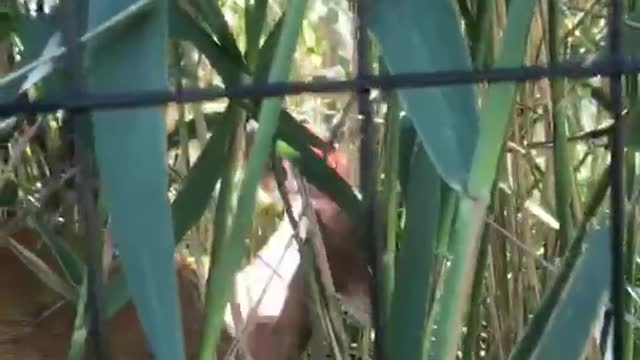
2 57 640 117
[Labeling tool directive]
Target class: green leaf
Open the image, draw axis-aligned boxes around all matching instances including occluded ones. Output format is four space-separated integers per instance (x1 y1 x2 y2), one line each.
528 227 611 360
430 0 537 358
510 226 612 360
171 109 234 242
4 0 154 100
86 1 184 360
387 145 441 360
3 13 59 100
370 0 479 192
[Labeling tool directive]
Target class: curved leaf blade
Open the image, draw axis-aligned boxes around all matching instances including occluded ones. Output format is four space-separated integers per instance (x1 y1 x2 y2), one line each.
87 1 185 359
530 227 611 360
387 145 441 359
431 1 537 358
370 0 479 191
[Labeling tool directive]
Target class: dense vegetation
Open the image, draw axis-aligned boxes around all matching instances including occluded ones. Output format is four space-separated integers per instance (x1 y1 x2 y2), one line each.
0 0 638 359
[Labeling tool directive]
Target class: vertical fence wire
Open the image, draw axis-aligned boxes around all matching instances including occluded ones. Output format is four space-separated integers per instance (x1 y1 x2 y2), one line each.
353 0 384 359
608 0 627 358
59 0 106 358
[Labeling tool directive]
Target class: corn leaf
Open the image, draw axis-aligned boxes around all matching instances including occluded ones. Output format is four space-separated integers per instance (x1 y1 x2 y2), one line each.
387 145 441 359
430 0 537 358
370 0 479 192
86 1 185 359
528 226 611 360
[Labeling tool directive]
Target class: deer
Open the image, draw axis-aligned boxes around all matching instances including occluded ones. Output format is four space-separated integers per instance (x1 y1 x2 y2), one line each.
0 121 371 360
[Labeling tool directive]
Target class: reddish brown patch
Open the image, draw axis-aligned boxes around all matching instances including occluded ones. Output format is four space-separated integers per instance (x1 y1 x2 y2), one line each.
0 227 230 360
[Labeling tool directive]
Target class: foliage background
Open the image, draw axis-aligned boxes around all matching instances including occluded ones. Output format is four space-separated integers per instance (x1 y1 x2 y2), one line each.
0 0 637 359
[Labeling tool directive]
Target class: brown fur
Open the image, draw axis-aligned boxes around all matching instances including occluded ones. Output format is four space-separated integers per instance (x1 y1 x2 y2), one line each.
0 147 369 359
0 227 232 360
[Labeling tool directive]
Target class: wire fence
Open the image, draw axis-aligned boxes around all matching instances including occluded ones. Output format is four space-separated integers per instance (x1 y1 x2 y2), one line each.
0 0 632 359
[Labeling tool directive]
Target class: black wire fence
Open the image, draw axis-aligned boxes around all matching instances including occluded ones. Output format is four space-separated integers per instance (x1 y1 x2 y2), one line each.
0 0 632 359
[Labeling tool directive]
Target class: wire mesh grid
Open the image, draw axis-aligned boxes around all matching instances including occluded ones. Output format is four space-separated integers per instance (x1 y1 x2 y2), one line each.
0 0 631 359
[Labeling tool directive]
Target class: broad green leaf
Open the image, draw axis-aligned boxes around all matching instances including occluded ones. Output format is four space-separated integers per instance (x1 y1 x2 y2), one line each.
510 167 611 359
379 87 402 324
104 266 130 319
370 0 479 192
87 1 184 360
1 0 155 95
171 108 234 242
2 12 59 100
529 227 611 360
19 32 61 94
387 145 441 360
431 0 537 358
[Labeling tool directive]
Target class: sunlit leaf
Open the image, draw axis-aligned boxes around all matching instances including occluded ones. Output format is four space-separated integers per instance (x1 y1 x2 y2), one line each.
370 0 479 192
87 1 184 359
